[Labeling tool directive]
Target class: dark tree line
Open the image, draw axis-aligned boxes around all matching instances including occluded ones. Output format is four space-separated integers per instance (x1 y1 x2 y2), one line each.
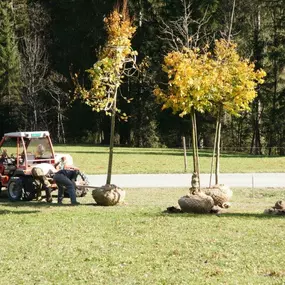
1 0 285 154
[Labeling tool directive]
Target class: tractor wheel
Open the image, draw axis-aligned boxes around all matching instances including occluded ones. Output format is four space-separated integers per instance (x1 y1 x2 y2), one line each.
22 176 36 201
7 178 23 201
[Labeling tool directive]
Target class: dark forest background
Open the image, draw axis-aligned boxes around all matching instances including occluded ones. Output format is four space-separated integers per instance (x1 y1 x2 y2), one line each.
1 0 285 155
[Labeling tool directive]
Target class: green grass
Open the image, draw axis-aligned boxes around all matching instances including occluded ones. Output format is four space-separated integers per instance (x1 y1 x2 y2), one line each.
54 145 285 174
1 187 285 285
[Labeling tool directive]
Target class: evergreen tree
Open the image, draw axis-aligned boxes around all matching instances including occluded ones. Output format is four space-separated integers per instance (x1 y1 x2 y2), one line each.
11 0 29 38
0 1 22 105
262 1 285 155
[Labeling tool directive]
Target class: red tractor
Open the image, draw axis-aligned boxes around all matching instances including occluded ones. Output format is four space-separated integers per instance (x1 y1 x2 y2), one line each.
0 131 88 201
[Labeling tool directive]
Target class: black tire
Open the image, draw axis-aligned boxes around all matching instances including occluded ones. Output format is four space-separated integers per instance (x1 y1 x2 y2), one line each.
7 178 23 201
75 171 89 197
22 176 36 201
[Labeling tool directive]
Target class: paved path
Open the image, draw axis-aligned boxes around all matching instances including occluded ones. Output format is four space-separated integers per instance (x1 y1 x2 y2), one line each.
87 173 285 188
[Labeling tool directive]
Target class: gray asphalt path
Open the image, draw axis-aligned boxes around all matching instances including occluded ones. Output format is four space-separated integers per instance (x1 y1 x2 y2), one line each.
87 173 285 188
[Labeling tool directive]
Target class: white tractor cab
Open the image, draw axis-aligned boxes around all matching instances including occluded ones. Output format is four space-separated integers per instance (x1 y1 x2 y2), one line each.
0 131 88 201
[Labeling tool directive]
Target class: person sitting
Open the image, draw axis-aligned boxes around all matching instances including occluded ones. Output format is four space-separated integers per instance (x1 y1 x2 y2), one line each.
36 144 45 158
0 149 8 163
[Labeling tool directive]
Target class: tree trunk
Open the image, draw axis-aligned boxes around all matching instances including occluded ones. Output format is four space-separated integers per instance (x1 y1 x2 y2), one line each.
215 117 222 185
209 118 219 187
106 87 118 185
190 107 200 191
250 99 262 154
268 17 278 156
250 4 263 155
57 98 66 144
33 106 38 131
215 106 223 185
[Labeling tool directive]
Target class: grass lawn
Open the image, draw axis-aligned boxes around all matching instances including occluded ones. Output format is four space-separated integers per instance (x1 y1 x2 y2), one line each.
54 145 285 174
0 187 285 285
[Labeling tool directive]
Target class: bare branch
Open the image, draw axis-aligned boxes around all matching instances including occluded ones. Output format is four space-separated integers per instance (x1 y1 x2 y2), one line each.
158 0 212 50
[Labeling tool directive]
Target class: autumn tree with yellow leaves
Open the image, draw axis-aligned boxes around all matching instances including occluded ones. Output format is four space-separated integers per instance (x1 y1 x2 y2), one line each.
74 0 137 185
209 39 266 186
154 39 266 193
154 46 214 192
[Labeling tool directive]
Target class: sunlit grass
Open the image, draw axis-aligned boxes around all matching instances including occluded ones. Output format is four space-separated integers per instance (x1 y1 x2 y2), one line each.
2 144 285 174
0 187 285 285
54 145 285 174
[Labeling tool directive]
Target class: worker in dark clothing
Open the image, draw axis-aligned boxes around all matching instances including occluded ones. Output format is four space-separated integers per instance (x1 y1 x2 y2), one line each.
53 169 80 205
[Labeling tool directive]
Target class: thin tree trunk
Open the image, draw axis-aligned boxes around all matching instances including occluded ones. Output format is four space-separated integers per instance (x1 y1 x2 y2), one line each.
228 0 236 41
250 4 262 155
191 110 196 174
193 110 200 187
209 118 219 188
57 98 66 144
215 107 222 185
268 22 278 156
57 100 60 142
34 107 37 130
190 108 200 191
251 100 262 155
106 87 118 185
60 113 66 144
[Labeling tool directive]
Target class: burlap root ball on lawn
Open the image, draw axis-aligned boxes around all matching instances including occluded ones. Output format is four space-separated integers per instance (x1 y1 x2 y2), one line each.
178 192 215 214
92 184 126 206
204 184 233 208
264 200 285 215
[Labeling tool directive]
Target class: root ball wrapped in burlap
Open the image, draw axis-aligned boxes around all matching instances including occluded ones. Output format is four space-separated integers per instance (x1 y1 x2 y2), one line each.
204 184 233 208
264 200 285 215
178 192 214 214
274 200 285 210
92 184 126 206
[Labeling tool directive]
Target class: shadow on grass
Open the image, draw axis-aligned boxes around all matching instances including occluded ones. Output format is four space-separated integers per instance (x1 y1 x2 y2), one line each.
0 209 40 214
217 212 285 219
161 211 284 219
0 201 96 208
0 195 98 208
1 198 282 219
0 200 60 208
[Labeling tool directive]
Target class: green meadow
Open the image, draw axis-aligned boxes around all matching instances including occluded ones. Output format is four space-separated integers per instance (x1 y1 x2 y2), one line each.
1 146 285 284
0 187 285 285
54 145 285 174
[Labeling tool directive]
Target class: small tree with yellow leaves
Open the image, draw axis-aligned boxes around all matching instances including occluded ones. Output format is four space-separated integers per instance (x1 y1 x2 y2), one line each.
74 0 137 185
154 47 214 192
209 39 266 186
154 40 265 201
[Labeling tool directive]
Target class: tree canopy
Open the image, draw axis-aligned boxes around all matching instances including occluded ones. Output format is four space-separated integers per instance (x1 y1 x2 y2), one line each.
0 0 283 156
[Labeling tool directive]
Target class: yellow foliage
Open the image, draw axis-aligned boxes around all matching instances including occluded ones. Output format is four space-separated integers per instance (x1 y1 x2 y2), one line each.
211 39 266 116
154 39 266 118
154 47 215 116
74 3 137 113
